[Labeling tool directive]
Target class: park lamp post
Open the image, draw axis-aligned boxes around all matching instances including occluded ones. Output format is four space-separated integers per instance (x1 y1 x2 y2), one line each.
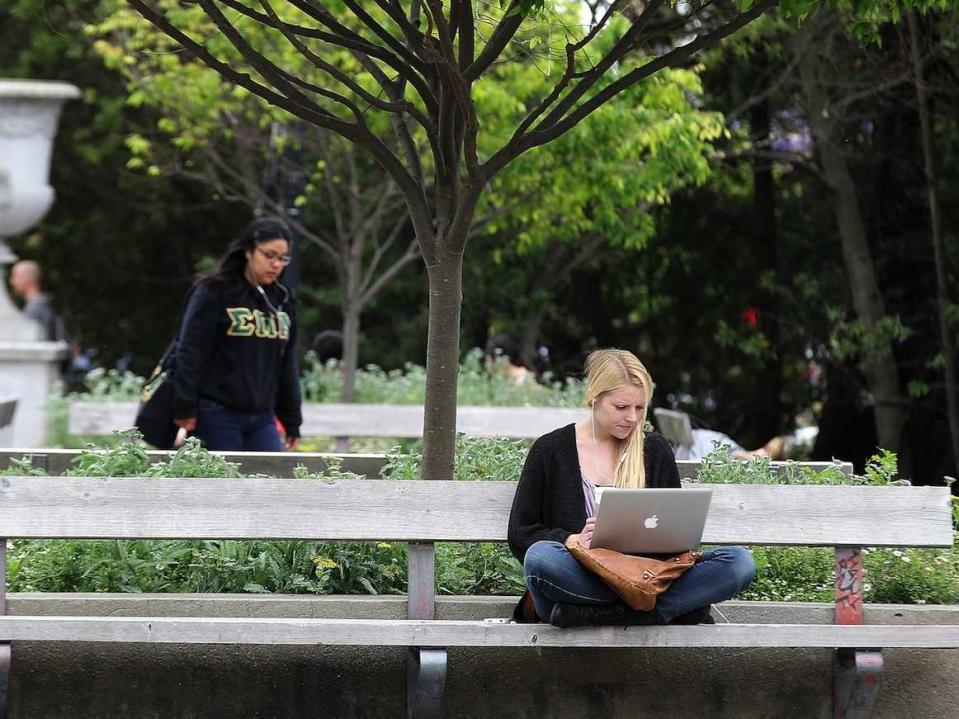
0 79 79 446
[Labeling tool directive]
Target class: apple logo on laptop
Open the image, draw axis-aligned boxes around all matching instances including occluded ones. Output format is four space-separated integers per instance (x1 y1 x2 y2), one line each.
644 514 659 529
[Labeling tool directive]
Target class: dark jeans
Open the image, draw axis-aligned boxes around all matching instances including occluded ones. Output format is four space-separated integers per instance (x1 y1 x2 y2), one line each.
193 399 283 452
523 540 756 623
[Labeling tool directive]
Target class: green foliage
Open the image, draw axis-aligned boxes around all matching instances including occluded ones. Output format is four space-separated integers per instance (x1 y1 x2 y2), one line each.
738 543 959 605
862 545 959 604
436 542 525 595
58 349 581 450
696 445 906 486
65 429 152 476
6 434 956 604
827 310 914 368
383 433 529 482
481 55 725 254
286 348 582 407
741 546 835 602
143 437 243 479
83 367 149 400
2 0 243 373
0 457 45 477
67 348 582 412
6 432 526 596
695 446 957 603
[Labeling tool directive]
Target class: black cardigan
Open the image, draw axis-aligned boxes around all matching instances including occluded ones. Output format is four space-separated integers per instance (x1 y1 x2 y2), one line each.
507 423 680 562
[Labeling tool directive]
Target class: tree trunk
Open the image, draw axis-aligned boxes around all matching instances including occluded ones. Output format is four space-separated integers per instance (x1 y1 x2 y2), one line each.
419 246 465 482
799 27 905 454
749 95 783 446
908 11 959 478
340 305 361 404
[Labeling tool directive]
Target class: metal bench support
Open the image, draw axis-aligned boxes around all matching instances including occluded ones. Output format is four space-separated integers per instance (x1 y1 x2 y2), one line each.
407 648 447 719
834 547 882 718
1 538 8 719
0 643 9 719
407 542 446 719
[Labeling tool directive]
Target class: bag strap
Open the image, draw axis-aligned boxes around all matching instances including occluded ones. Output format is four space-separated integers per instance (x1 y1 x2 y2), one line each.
160 282 205 370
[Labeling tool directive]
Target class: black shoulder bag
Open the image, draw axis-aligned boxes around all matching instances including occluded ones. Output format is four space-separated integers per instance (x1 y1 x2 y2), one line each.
134 340 179 449
134 285 198 449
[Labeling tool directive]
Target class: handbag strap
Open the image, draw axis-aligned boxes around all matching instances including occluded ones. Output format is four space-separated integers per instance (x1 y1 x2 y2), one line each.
160 282 204 371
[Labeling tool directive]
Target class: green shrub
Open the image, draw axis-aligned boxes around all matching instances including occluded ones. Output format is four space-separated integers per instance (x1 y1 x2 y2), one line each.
6 434 957 604
67 349 582 409
299 348 581 407
59 350 580 450
383 434 528 482
6 433 526 596
693 445 957 604
82 367 144 400
741 546 835 603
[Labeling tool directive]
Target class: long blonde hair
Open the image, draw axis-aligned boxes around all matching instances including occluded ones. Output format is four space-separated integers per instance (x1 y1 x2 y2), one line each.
583 349 654 489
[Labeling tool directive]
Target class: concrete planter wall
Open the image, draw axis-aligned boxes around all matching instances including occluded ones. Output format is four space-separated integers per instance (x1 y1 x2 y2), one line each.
7 595 958 718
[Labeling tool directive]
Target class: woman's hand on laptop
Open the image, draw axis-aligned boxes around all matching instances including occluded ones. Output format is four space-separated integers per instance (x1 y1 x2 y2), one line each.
565 517 596 550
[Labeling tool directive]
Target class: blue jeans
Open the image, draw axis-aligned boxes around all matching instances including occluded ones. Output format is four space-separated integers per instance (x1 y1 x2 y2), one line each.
193 399 283 452
523 541 756 623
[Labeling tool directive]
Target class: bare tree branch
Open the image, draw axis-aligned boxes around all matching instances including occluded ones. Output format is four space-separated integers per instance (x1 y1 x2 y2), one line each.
831 47 942 112
485 0 776 177
361 210 413 294
127 0 355 134
372 0 428 60
531 0 666 134
361 239 420 306
512 0 632 141
458 0 475 71
199 141 344 261
257 0 433 128
199 0 375 124
283 0 438 107
464 0 524 81
340 0 431 76
727 50 806 122
353 178 400 240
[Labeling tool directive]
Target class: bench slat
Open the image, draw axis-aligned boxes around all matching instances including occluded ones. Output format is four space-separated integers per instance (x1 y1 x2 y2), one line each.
1 616 957 648
0 449 853 481
0 478 951 546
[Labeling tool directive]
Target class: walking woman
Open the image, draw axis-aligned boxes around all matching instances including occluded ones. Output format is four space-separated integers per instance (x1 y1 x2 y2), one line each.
508 349 755 627
173 217 302 451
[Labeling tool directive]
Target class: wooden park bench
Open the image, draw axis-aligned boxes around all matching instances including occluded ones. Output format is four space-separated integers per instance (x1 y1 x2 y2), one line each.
0 475 954 718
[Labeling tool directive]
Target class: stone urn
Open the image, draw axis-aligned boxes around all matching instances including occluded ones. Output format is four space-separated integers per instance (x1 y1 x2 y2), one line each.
0 79 79 447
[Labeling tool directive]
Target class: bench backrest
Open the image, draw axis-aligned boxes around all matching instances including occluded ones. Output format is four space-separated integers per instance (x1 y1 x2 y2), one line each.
67 401 588 439
0 478 951 547
0 449 389 478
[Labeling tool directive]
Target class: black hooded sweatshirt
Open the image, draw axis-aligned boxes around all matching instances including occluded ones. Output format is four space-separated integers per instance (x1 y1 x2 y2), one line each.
172 274 302 438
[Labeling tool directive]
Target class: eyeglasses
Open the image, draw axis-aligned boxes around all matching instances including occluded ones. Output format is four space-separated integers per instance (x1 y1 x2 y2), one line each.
255 247 292 266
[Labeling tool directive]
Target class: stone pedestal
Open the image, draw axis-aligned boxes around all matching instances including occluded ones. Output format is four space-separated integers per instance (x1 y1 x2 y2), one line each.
0 340 67 446
0 79 79 447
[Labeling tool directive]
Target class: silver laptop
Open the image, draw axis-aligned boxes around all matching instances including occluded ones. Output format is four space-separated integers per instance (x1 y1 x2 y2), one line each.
590 487 712 554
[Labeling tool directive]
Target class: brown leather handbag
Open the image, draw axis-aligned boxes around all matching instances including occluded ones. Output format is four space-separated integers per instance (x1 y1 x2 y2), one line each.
566 538 700 611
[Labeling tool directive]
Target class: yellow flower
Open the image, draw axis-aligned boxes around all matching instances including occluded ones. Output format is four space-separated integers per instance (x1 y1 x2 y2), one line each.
311 555 338 570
